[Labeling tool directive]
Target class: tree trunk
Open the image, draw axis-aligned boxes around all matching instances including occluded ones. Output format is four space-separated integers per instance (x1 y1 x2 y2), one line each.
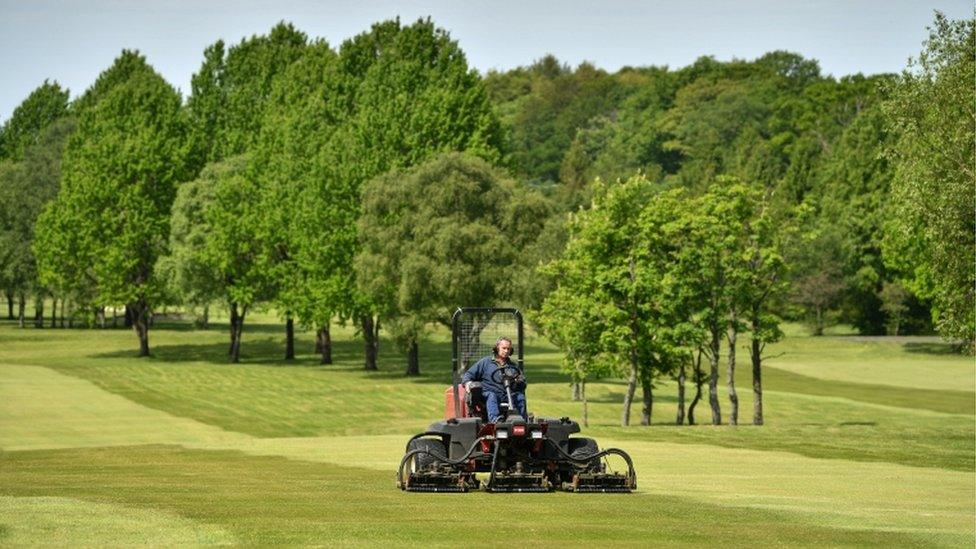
228 303 246 364
60 299 66 328
676 360 686 425
622 286 640 427
5 291 13 319
112 307 118 328
200 306 209 330
317 325 332 365
708 329 722 425
727 317 739 426
17 293 25 328
571 381 582 401
751 313 764 426
228 303 239 358
130 299 151 357
621 344 638 426
124 304 133 328
361 315 379 371
405 339 420 376
97 306 105 329
689 350 705 425
581 380 588 428
640 375 653 426
284 313 295 360
49 298 56 328
34 293 44 328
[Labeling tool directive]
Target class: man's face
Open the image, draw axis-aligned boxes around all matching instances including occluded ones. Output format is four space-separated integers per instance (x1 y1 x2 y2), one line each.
496 340 512 360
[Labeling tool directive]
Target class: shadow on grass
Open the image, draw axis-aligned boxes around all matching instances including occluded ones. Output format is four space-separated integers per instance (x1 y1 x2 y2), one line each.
902 341 967 355
89 329 574 383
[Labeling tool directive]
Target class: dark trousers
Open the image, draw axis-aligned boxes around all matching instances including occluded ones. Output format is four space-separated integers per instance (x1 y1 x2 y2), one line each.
485 391 527 422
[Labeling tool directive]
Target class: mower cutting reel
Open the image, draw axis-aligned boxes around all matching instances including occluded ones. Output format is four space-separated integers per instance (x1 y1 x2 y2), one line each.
397 307 637 493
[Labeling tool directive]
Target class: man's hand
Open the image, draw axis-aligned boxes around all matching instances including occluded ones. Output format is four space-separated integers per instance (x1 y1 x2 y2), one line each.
514 374 526 391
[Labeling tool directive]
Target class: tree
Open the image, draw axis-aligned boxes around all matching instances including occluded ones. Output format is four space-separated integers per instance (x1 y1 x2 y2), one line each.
336 18 504 371
738 188 792 425
790 226 846 336
0 118 75 326
357 152 535 375
203 157 274 363
250 40 343 364
542 175 678 426
882 13 975 351
879 281 909 336
35 50 190 356
183 23 309 355
537 284 612 427
157 164 224 326
0 81 70 162
664 181 760 425
0 82 71 318
160 155 274 360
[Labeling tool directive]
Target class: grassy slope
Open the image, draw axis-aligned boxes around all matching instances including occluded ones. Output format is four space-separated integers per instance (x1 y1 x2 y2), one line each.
0 317 973 546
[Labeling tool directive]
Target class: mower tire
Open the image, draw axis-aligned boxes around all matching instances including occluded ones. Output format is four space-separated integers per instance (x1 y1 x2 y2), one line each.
407 438 447 471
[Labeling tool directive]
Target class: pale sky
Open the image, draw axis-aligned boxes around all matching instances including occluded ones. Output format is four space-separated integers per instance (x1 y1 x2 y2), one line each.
1 0 972 122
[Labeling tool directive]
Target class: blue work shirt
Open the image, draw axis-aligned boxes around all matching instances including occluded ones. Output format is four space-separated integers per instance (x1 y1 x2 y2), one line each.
462 355 524 397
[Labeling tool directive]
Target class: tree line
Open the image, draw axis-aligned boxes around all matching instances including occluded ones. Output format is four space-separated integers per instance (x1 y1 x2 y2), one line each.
0 14 972 426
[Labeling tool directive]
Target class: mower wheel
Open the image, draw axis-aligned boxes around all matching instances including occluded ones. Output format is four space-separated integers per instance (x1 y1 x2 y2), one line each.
407 438 447 471
568 438 599 460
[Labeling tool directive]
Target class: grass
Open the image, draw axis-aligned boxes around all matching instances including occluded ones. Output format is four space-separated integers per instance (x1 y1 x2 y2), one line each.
0 315 973 546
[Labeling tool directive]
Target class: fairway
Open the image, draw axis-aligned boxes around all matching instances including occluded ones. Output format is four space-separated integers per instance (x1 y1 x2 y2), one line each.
1 318 973 547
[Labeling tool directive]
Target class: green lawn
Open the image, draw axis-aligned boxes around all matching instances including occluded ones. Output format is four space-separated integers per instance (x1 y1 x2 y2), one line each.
0 316 973 546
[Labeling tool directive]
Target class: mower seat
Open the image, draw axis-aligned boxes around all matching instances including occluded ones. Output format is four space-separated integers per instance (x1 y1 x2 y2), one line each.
464 382 489 422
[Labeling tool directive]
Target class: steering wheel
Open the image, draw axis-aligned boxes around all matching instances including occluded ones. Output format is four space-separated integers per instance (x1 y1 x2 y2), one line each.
490 364 522 386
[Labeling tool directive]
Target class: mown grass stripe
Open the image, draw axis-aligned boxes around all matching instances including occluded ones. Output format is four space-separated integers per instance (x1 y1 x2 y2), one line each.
2 445 967 547
754 366 974 415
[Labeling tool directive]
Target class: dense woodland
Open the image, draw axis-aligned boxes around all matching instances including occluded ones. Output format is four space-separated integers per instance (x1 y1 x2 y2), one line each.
0 14 972 426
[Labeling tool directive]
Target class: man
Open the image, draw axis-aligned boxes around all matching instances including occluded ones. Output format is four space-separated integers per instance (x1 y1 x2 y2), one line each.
462 336 527 422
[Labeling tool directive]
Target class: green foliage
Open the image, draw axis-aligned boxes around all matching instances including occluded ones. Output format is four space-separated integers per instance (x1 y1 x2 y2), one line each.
882 12 975 349
357 152 540 349
161 157 247 313
878 281 909 336
186 22 308 168
0 118 76 300
495 57 625 184
0 81 70 162
813 104 894 333
71 51 154 114
339 17 504 175
202 157 274 309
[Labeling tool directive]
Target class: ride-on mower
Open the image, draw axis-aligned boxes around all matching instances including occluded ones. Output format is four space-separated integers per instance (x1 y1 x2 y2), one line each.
396 307 637 493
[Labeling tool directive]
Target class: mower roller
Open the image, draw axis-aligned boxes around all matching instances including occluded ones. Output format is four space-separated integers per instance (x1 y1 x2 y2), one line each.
397 307 637 493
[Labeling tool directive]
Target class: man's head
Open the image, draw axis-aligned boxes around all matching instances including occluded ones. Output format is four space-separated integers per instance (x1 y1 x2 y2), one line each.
492 336 513 361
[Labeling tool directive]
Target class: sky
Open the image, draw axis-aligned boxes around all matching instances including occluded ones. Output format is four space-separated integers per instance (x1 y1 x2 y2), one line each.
1 0 972 122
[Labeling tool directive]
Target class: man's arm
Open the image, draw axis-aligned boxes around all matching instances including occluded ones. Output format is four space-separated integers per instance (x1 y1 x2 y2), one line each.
461 360 481 384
